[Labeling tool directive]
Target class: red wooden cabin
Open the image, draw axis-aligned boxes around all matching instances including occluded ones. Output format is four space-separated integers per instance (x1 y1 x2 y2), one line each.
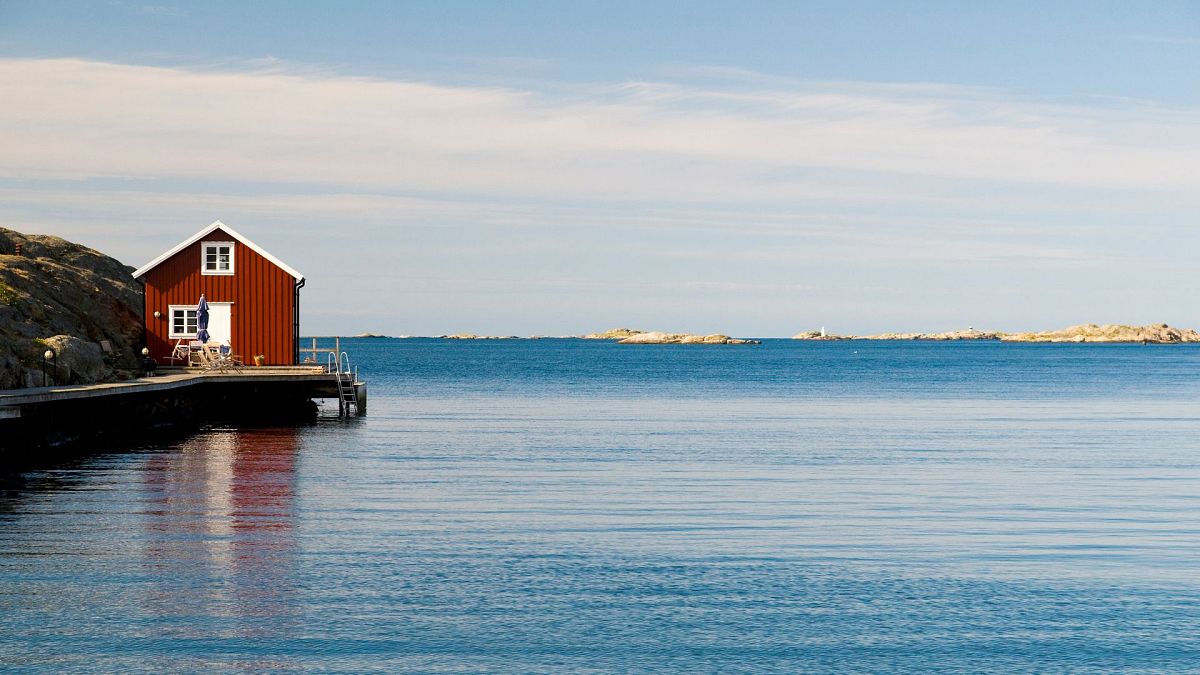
134 221 305 365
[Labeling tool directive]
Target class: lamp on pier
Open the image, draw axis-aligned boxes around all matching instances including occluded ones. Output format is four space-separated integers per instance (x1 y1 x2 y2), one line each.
140 347 156 377
42 348 56 387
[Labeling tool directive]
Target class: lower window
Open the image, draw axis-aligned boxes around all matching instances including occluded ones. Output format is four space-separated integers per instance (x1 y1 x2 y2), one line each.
169 307 198 338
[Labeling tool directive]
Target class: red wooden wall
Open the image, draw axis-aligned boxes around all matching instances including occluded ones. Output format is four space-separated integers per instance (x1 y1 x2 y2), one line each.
142 227 298 365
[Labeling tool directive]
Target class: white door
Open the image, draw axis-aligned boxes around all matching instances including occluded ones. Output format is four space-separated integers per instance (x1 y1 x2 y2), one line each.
207 302 232 345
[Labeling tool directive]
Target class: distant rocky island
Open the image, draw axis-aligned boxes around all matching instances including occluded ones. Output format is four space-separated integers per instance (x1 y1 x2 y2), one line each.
428 329 758 343
584 328 759 345
439 333 519 340
794 328 1002 341
432 324 1199 344
582 328 645 340
793 324 1200 344
1001 324 1200 343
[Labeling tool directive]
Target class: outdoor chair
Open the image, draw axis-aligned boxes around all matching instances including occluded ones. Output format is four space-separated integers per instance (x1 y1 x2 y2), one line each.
198 342 244 374
187 340 205 366
219 342 245 368
167 338 190 365
99 339 121 366
99 339 120 358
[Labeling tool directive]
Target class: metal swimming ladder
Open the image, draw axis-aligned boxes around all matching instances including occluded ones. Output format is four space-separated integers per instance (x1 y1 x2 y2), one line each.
327 350 358 417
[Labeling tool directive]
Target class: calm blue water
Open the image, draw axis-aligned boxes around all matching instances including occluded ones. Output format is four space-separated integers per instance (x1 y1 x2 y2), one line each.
3 339 1200 672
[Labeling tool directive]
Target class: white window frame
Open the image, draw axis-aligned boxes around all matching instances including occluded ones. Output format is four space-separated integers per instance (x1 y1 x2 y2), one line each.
200 240 235 275
168 305 199 338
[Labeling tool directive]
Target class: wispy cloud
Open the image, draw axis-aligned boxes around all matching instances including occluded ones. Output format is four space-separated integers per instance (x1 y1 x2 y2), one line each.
2 58 1198 201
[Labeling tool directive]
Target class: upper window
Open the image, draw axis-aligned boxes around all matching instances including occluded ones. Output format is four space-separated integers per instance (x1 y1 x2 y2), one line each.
201 241 234 275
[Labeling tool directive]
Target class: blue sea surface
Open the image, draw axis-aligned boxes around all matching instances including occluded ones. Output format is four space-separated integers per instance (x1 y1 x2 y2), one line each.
3 339 1200 672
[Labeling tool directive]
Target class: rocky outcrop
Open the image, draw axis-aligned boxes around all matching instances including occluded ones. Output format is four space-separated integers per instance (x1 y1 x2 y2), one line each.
439 333 519 340
353 332 389 339
793 328 999 340
0 228 142 389
585 328 757 344
861 328 1002 341
856 332 923 340
616 331 759 345
40 335 105 384
1001 323 1200 343
792 330 851 340
583 328 646 340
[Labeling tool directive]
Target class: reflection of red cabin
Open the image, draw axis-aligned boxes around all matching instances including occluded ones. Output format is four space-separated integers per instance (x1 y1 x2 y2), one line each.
133 221 305 365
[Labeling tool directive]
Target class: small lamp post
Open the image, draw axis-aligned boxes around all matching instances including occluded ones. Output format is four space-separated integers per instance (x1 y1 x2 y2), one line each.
140 347 157 377
42 347 56 387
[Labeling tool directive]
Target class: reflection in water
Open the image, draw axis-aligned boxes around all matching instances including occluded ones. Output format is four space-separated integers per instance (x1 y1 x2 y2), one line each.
7 342 1200 671
141 428 300 664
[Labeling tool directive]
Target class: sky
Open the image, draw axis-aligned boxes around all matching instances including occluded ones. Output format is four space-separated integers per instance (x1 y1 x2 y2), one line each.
1 1 1198 337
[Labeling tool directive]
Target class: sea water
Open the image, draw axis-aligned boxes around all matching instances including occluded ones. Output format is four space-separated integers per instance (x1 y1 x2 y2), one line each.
2 339 1200 672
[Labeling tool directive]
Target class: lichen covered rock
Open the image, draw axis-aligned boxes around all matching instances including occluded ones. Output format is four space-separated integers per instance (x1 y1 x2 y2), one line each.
40 335 105 384
0 227 142 389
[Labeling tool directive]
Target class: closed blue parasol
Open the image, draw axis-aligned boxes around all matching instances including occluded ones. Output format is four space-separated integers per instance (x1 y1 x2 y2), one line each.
196 294 210 343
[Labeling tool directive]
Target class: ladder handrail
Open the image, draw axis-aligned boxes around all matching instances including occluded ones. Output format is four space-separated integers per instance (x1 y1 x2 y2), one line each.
326 350 353 375
317 343 359 417
331 351 357 417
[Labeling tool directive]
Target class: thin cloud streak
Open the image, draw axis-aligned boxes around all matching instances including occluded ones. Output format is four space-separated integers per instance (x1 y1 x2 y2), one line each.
2 58 1199 200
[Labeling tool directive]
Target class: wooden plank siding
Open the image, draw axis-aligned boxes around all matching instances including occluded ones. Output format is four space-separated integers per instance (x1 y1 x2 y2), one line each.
142 227 298 365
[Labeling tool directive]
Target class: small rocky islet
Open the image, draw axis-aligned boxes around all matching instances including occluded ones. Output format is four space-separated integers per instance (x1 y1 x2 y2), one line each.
583 328 759 345
792 328 1003 341
615 331 760 345
439 333 520 340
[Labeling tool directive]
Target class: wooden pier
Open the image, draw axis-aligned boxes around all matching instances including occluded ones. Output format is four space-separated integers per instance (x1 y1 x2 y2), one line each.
0 366 366 457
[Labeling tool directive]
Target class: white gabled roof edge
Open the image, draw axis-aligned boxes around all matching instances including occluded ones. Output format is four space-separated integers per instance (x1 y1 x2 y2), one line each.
132 220 304 282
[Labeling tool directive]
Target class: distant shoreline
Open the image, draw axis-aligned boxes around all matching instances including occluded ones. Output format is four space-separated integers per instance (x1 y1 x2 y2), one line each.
347 323 1200 345
794 323 1200 344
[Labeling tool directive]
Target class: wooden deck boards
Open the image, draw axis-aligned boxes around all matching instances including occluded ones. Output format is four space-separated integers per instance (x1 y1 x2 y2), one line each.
0 368 333 407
